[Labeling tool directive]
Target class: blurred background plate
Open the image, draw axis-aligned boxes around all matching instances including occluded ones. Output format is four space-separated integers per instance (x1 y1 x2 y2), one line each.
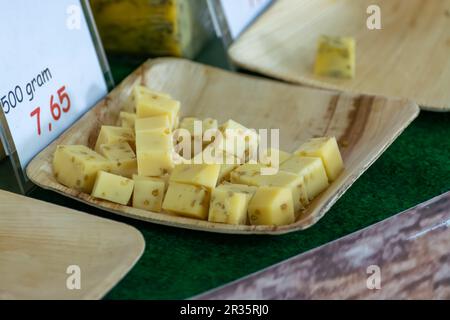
229 0 450 111
0 190 144 300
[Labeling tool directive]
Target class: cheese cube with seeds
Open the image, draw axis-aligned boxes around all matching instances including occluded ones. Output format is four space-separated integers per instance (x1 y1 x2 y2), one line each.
134 86 180 129
231 166 308 212
94 126 135 153
260 148 291 167
117 112 136 129
214 119 259 160
314 35 355 79
248 186 295 226
98 142 137 178
53 145 111 193
208 184 256 225
294 136 344 182
170 163 221 191
122 85 171 113
162 182 210 220
193 146 240 182
136 130 175 176
91 171 134 205
132 175 166 212
135 115 171 133
280 155 329 200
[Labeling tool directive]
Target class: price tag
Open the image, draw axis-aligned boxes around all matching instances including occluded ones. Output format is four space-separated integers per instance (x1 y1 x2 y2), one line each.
0 0 113 192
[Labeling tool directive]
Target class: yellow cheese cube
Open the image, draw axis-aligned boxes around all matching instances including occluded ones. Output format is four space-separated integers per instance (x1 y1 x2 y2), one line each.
135 129 175 176
314 35 355 79
134 115 171 133
94 126 135 153
193 146 240 182
260 148 291 167
162 182 210 220
229 163 268 184
248 186 295 226
219 182 258 195
280 156 329 200
176 117 219 158
132 175 166 212
231 167 308 212
136 130 173 151
91 171 134 205
137 150 175 177
117 111 136 129
295 137 344 182
98 142 137 178
214 119 259 160
208 184 256 225
170 163 220 191
122 85 171 113
53 145 111 193
134 86 180 129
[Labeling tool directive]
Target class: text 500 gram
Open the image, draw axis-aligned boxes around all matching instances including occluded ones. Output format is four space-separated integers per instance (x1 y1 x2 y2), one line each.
224 304 269 317
1 67 52 114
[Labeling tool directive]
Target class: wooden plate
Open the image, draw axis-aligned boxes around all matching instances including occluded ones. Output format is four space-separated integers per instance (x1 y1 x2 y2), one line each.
0 190 145 300
229 0 450 112
26 58 419 235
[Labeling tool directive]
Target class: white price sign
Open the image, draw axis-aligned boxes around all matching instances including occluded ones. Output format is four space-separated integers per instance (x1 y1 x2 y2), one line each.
0 0 110 169
219 0 273 39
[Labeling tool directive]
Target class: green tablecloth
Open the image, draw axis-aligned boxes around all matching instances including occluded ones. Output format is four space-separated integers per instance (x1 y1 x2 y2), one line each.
1 40 449 299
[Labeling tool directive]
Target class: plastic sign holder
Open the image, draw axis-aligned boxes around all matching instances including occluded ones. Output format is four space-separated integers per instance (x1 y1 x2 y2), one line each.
0 0 114 194
207 0 273 49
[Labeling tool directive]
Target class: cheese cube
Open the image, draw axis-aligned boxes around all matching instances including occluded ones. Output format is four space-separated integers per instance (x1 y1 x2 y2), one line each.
208 184 257 225
280 156 329 200
314 35 355 79
193 146 240 182
260 148 291 167
91 171 134 205
135 115 170 133
295 137 344 182
122 85 171 113
136 130 175 176
98 142 137 178
134 86 180 129
231 167 308 212
132 175 166 212
230 163 267 185
170 163 220 191
162 182 210 220
94 126 135 153
137 150 175 177
248 186 295 226
214 119 259 160
117 112 136 129
53 145 112 193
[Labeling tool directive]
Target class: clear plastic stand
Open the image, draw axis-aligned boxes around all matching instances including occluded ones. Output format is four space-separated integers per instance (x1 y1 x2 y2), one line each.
0 0 114 194
207 0 274 51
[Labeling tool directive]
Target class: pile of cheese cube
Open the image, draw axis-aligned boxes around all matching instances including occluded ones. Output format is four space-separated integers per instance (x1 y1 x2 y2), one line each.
53 85 344 226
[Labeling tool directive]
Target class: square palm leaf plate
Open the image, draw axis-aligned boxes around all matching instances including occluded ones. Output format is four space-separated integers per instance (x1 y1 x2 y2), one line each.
27 58 419 235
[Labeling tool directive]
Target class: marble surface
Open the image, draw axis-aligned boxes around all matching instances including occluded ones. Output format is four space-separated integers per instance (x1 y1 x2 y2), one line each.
196 192 450 299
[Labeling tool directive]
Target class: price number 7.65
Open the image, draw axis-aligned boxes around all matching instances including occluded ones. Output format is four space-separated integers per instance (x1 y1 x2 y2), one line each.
30 86 71 136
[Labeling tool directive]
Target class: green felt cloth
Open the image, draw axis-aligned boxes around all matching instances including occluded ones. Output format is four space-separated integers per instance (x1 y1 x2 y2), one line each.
9 40 450 299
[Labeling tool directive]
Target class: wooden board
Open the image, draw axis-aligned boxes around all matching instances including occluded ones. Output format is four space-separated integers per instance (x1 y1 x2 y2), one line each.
229 0 450 112
196 192 450 299
0 190 145 300
26 58 419 235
